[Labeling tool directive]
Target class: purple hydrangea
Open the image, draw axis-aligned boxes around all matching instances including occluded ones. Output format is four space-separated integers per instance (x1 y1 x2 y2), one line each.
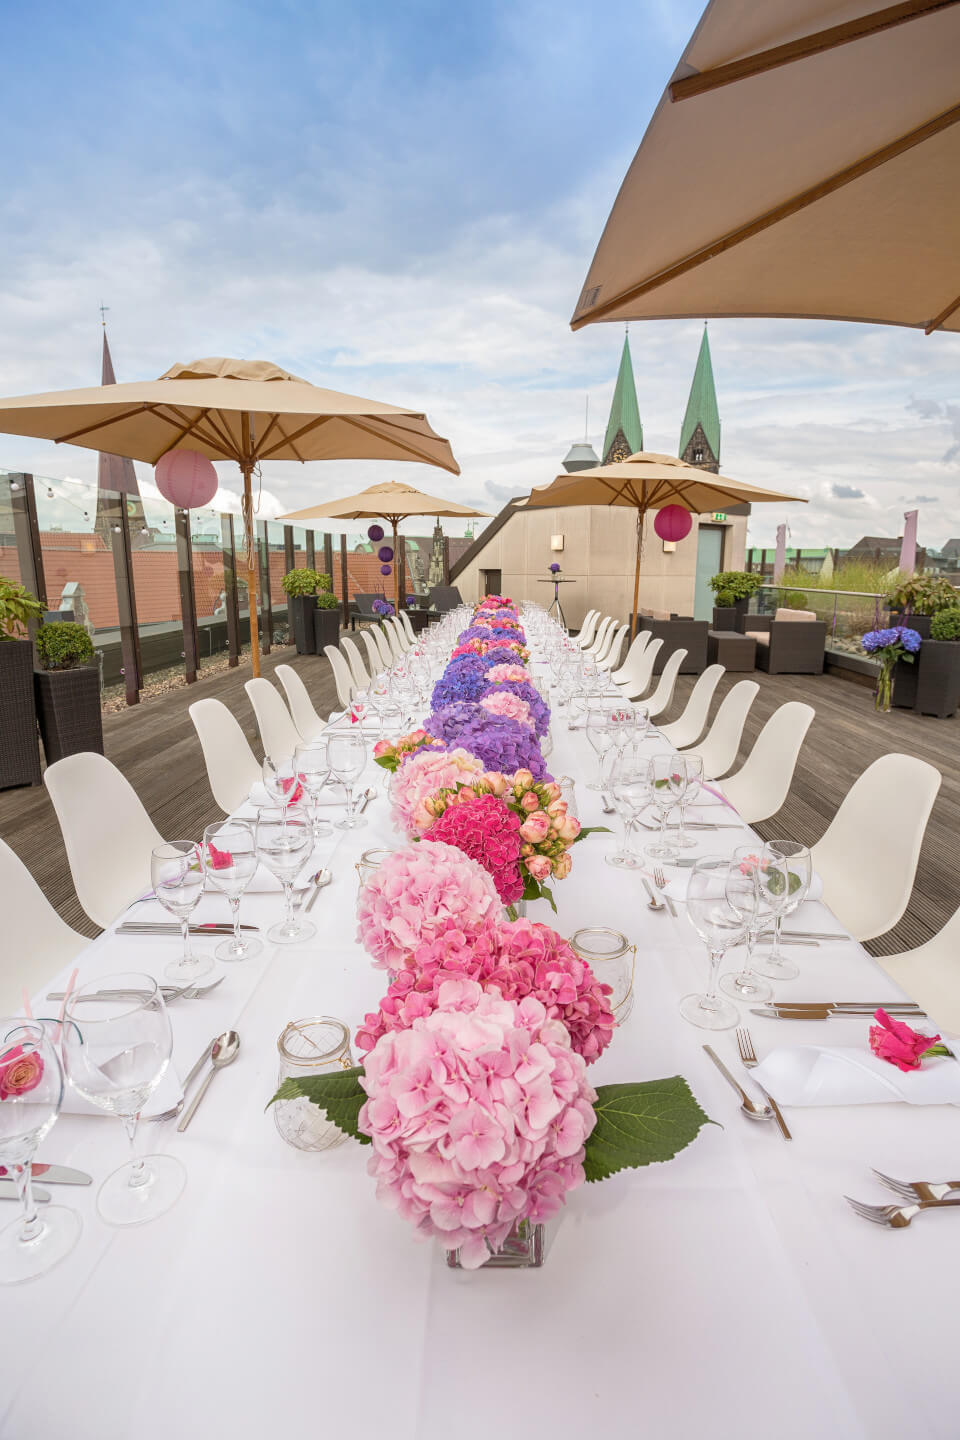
484 626 527 644
430 667 491 708
862 626 922 655
372 597 395 617
549 562 561 574
456 625 496 644
482 679 551 736
482 645 526 668
427 706 550 780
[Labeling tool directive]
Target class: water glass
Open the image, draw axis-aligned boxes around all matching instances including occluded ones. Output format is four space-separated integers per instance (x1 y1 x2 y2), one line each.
671 754 704 850
263 753 299 816
63 976 186 1225
753 840 812 981
680 860 744 1030
644 754 681 863
585 702 616 791
569 929 635 1024
328 732 367 830
273 1018 355 1151
151 841 213 982
294 740 334 840
719 845 788 1003
255 806 316 944
202 820 263 961
0 1020 81 1282
606 759 651 870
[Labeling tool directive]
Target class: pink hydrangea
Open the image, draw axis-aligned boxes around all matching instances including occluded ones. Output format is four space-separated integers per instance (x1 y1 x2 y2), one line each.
359 983 597 1268
426 792 524 904
356 840 501 973
388 747 483 834
485 663 529 685
356 917 615 1063
480 690 535 730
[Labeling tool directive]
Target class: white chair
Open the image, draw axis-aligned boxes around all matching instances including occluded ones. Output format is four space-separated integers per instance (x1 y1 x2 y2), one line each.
371 625 394 669
323 645 357 711
399 610 416 644
811 754 940 942
244 677 303 760
384 618 406 661
611 630 650 685
643 647 688 720
715 701 815 825
876 907 960 1034
0 837 88 1013
340 635 371 692
275 665 328 741
44 753 162 930
679 679 759 780
585 616 614 657
577 611 600 649
360 628 386 679
658 665 724 749
189 698 262 813
596 623 628 672
619 637 663 699
388 615 412 653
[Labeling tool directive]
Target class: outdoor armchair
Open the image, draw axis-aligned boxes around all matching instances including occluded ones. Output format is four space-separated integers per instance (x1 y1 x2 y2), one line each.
741 608 826 675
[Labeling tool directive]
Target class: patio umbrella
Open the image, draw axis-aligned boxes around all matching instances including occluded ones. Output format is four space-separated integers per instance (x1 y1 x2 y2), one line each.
280 480 489 616
518 451 802 638
571 0 960 335
0 358 458 676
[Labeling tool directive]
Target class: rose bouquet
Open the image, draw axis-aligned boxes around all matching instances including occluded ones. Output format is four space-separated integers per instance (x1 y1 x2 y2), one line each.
373 729 444 774
388 747 484 833
356 840 501 971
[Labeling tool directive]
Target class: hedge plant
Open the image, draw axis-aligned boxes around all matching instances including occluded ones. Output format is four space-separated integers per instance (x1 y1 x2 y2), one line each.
316 591 340 611
708 571 763 607
36 621 95 670
930 608 960 641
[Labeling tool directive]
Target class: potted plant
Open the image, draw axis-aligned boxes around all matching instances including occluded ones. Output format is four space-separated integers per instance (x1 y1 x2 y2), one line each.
913 606 960 718
0 576 44 789
282 568 323 655
34 621 103 763
885 575 959 638
312 589 341 651
708 570 762 630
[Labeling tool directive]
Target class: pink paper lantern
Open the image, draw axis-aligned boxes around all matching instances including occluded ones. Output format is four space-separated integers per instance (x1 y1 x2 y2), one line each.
155 449 218 509
653 505 693 543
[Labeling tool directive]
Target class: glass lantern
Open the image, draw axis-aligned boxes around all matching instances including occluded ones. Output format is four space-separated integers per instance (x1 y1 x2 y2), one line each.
569 927 635 1023
274 1017 354 1152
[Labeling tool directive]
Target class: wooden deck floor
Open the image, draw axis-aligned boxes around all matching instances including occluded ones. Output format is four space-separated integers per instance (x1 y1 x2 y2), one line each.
1 650 956 956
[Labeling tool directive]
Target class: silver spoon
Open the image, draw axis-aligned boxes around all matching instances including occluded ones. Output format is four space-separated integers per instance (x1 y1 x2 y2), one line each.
304 868 333 913
177 1030 241 1132
702 1045 775 1123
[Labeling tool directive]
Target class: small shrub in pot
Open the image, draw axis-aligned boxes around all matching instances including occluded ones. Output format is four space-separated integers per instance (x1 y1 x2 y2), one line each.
34 620 103 765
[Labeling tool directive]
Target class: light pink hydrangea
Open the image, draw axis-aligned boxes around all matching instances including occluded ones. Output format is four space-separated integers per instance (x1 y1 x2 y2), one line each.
479 690 535 730
485 663 529 685
359 983 597 1267
388 747 483 835
356 840 501 972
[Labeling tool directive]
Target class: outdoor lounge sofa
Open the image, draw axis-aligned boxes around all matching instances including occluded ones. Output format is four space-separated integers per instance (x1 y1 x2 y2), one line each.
636 615 709 674
741 607 826 675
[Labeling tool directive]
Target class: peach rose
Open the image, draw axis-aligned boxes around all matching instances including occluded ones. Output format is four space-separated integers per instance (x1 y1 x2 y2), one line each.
519 811 551 843
524 854 553 882
557 815 581 842
520 791 540 813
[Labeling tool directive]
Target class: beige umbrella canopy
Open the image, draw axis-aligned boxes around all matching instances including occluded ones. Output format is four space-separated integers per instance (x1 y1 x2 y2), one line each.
518 452 803 637
571 0 960 335
281 480 489 615
0 357 458 675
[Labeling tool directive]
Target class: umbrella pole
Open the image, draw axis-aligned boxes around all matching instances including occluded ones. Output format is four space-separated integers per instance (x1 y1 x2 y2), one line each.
391 519 400 618
240 442 260 679
630 506 645 641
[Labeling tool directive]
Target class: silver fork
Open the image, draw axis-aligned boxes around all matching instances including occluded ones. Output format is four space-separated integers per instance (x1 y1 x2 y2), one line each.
845 1195 960 1228
736 1027 792 1140
871 1169 960 1204
652 866 678 918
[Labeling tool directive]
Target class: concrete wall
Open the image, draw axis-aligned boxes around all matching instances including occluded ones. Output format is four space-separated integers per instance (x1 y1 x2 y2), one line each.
453 505 747 627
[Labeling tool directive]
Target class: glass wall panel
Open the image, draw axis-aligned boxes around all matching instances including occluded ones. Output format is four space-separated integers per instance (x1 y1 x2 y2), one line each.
187 505 229 670
0 473 22 587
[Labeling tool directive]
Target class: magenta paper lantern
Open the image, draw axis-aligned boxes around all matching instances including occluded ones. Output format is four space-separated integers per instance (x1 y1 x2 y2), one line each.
155 449 218 509
653 505 693 543
367 524 384 542
380 564 392 576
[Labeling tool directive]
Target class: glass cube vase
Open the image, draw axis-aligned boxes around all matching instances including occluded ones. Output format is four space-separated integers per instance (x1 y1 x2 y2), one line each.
445 1219 545 1270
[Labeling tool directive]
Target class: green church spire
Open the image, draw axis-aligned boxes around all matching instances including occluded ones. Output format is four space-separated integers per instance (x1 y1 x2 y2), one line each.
679 324 721 471
602 333 643 463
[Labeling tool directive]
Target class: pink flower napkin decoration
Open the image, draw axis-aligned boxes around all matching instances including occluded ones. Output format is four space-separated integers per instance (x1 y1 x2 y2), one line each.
868 1008 946 1072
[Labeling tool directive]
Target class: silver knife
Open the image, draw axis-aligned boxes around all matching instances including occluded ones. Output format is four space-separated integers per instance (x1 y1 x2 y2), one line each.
0 1164 92 1186
761 1000 921 1012
750 1005 924 1020
117 922 257 936
0 1182 51 1202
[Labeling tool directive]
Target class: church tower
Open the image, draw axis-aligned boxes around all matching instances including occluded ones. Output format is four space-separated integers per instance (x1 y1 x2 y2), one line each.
602 333 643 463
679 324 721 472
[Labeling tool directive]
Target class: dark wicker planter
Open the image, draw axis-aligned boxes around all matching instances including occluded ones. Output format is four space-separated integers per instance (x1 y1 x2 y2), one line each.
914 640 960 718
889 611 933 639
313 607 341 652
892 655 919 709
289 594 318 654
34 666 104 764
0 640 41 789
712 605 742 632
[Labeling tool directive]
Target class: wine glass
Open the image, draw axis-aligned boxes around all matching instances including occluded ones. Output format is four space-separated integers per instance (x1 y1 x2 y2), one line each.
585 703 616 791
262 753 299 817
0 1020 81 1282
644 753 681 863
671 753 704 850
63 976 185 1225
377 702 404 745
753 840 812 981
255 806 316 945
606 757 651 870
327 732 367 830
680 860 745 1030
632 704 650 743
719 846 787 1003
294 740 334 841
202 820 263 961
150 841 213 983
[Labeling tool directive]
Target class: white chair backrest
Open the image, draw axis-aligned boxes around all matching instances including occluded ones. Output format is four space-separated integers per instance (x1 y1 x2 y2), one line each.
388 614 411 653
189 698 262 813
586 616 614 656
275 665 327 742
340 635 370 691
384 617 406 660
811 754 940 942
679 679 759 780
244 677 302 761
620 636 663 699
323 645 357 711
718 701 815 825
44 753 162 930
360 628 386 678
877 905 960 1033
658 665 724 749
371 625 394 669
611 629 650 684
0 836 87 1012
577 611 600 649
644 647 688 720
399 610 416 643
597 623 628 671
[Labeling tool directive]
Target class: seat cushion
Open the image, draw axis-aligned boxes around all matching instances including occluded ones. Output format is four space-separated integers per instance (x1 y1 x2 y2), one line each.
744 631 769 646
774 607 818 623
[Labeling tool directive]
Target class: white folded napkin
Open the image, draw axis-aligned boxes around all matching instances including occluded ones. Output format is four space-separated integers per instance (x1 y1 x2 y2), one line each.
751 1044 960 1106
247 781 346 810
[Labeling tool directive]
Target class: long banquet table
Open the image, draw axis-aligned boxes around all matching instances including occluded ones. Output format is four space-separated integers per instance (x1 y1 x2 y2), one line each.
5 674 959 1440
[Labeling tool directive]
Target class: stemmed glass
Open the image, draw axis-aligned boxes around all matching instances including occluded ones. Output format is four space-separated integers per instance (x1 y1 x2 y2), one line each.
255 807 316 945
719 845 787 1003
263 753 299 818
202 820 263 961
327 732 367 830
294 740 334 841
632 703 650 743
680 860 745 1030
753 840 812 981
605 757 651 870
585 703 615 791
672 754 704 849
0 1020 81 1282
63 976 186 1225
644 753 681 863
150 841 213 982
377 702 404 744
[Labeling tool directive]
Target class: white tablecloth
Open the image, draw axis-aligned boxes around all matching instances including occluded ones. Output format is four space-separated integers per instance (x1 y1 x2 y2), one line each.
5 702 958 1440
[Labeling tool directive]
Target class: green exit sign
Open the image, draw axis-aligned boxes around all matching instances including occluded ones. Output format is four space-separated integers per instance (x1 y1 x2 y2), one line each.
711 511 727 522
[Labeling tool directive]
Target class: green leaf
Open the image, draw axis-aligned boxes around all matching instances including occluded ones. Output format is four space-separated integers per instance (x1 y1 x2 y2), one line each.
374 754 398 772
266 1066 371 1145
521 874 557 913
572 824 610 842
583 1077 711 1183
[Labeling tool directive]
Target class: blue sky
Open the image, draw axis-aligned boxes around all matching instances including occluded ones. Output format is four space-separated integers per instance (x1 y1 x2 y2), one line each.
2 0 958 548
